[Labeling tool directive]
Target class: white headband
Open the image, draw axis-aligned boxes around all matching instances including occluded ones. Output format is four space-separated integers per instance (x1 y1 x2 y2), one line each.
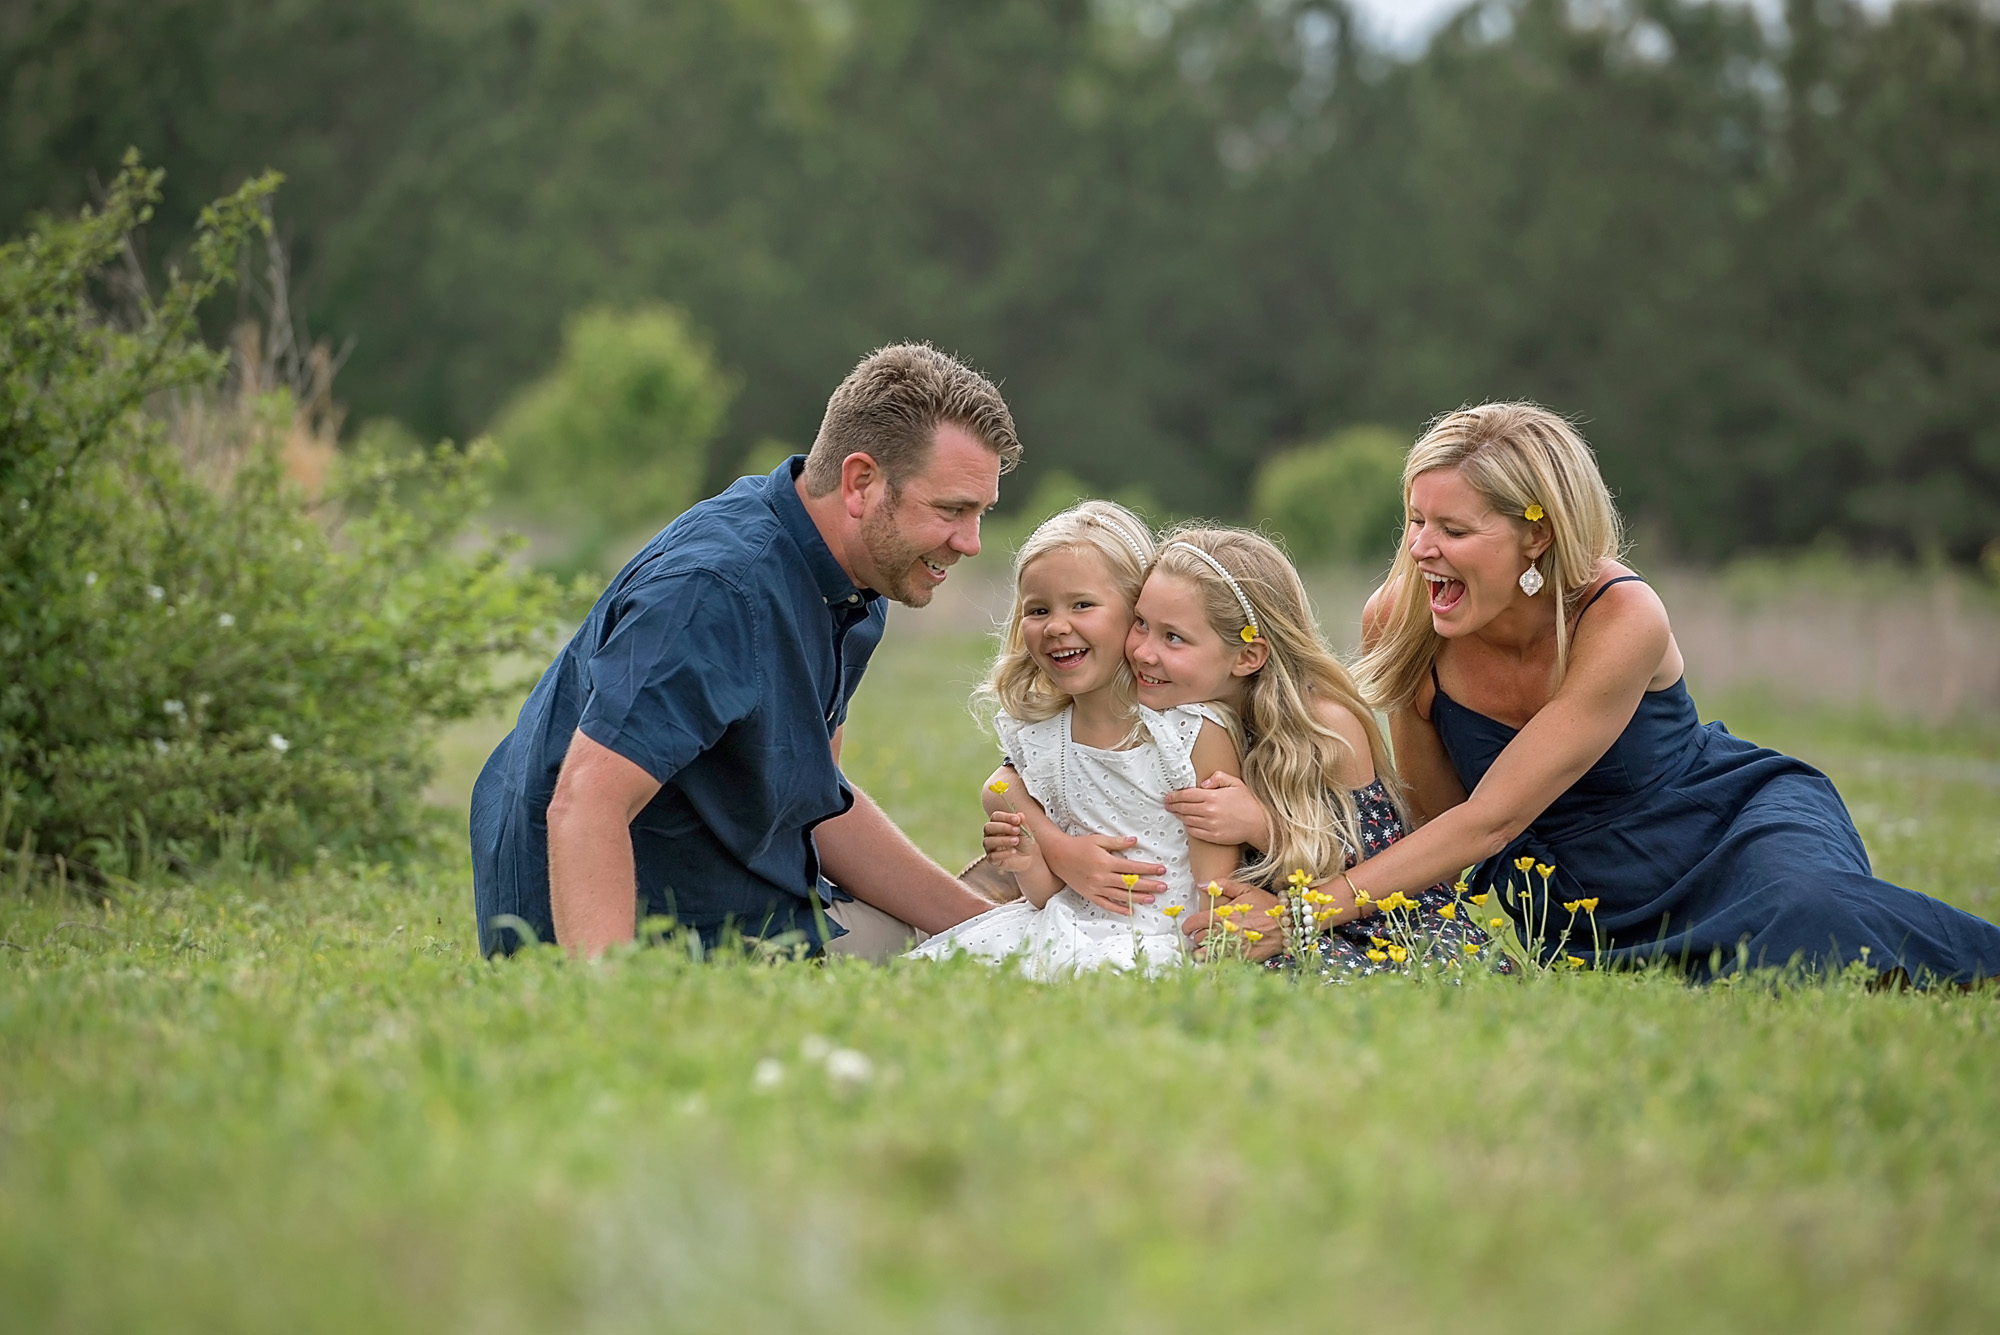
1092 514 1152 569
1167 542 1260 642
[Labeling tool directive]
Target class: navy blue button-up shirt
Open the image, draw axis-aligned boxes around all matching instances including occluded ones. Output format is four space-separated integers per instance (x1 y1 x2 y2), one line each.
469 457 887 955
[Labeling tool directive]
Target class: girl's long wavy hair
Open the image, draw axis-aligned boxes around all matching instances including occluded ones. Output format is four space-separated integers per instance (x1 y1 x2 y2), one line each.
1356 403 1626 711
1151 526 1402 885
976 500 1157 728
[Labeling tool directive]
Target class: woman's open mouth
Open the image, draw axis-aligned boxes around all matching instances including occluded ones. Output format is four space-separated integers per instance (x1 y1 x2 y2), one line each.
1425 573 1465 614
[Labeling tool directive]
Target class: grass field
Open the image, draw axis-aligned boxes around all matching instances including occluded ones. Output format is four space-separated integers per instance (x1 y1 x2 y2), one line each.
3 630 1998 1332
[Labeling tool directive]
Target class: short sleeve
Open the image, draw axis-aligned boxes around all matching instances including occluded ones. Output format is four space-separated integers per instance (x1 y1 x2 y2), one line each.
1139 703 1232 791
577 571 761 783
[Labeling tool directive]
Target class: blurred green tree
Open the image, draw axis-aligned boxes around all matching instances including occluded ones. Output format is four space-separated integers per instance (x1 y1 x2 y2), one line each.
490 305 736 574
1250 426 1407 568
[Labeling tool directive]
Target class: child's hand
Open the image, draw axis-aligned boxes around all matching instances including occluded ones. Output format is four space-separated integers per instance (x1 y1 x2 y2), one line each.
1163 771 1272 850
1038 832 1168 916
983 810 1041 874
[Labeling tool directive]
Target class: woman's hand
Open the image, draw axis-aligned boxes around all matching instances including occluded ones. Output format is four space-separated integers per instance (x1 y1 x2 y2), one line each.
982 811 1168 916
1163 771 1273 850
1181 878 1286 963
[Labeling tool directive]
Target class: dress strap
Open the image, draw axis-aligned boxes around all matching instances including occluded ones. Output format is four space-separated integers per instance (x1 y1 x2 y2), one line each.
1578 574 1645 618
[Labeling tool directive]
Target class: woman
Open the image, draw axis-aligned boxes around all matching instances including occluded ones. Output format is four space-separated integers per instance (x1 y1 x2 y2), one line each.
1174 402 2000 983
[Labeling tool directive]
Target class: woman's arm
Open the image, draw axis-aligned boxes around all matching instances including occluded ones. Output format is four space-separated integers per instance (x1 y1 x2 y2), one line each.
1327 582 1673 919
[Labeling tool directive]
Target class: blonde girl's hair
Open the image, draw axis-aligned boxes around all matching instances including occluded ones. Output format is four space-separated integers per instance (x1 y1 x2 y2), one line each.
976 500 1158 726
1356 403 1626 711
1152 526 1401 885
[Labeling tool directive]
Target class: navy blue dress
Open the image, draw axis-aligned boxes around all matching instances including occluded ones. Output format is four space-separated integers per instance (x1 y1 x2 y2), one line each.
1433 577 2000 983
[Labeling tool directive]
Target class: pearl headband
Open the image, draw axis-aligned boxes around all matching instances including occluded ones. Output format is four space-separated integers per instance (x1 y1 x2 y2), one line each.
1091 513 1152 569
1166 541 1260 642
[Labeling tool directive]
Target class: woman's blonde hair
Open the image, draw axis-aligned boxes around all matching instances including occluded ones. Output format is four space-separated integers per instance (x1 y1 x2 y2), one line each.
1357 403 1625 711
1151 526 1401 885
977 500 1157 726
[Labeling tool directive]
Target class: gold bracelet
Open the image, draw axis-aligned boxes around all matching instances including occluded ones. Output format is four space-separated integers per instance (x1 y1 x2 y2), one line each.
1340 870 1362 904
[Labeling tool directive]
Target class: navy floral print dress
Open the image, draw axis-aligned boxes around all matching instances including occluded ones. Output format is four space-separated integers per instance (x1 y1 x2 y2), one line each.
1263 778 1505 979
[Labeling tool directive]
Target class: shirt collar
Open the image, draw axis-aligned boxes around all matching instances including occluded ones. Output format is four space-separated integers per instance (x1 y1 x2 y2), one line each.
767 456 879 610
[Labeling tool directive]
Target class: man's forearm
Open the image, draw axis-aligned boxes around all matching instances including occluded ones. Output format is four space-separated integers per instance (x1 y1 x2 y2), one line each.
547 802 640 957
816 785 990 934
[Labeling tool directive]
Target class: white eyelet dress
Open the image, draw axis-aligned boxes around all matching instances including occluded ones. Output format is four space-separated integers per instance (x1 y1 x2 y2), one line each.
907 703 1227 979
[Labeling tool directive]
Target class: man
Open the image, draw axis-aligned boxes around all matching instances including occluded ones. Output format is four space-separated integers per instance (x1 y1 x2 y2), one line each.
470 343 1018 960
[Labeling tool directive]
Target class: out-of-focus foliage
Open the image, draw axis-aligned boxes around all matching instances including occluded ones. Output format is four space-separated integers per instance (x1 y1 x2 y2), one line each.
491 305 735 574
1251 425 1407 568
6 0 1998 562
0 160 581 875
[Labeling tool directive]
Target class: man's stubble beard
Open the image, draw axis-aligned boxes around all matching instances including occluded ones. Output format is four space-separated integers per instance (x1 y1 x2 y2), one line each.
859 490 936 609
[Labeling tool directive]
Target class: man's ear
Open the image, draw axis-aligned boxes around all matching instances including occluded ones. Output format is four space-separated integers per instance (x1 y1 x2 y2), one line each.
1231 639 1271 677
839 451 886 520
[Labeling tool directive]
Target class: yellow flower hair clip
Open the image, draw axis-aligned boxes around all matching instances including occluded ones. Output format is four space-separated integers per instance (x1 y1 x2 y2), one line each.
1523 503 1546 522
1238 625 1257 643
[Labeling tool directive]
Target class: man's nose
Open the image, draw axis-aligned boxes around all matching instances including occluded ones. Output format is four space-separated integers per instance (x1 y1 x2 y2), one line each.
953 515 981 557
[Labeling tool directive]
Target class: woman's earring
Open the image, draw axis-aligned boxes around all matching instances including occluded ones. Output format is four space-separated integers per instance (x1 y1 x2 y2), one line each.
1519 561 1545 597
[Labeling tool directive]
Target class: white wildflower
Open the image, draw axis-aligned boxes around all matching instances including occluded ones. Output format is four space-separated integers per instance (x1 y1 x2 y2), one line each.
823 1048 874 1092
268 733 290 753
147 585 164 601
752 1058 785 1092
84 571 97 587
153 738 170 754
162 699 185 717
800 1034 831 1062
217 612 235 628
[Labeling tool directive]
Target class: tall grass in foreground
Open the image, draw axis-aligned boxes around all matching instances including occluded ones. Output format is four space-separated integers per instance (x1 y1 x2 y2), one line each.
2 629 1997 1332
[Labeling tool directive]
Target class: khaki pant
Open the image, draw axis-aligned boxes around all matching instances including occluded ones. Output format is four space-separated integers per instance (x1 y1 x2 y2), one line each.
822 897 929 963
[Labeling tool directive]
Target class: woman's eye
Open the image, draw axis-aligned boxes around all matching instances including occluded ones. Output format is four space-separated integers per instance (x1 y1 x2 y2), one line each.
1166 632 1183 645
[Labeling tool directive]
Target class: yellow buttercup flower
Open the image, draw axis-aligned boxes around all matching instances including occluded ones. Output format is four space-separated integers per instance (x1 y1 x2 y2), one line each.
1488 917 1507 930
1461 942 1481 956
1567 956 1586 969
1513 855 1535 872
1205 881 1223 898
986 779 1010 795
1265 905 1285 918
1469 893 1489 906
1523 503 1545 522
1287 868 1311 888
1366 949 1388 962
1352 887 1371 906
1162 905 1184 918
1438 902 1458 919
1370 935 1388 948
1122 873 1139 889
1387 944 1408 963
1563 900 1581 914
1579 898 1600 913
1222 920 1241 933
1243 930 1264 943
1536 862 1555 878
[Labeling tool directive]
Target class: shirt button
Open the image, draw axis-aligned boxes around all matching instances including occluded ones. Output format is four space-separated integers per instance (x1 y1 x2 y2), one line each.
847 594 859 604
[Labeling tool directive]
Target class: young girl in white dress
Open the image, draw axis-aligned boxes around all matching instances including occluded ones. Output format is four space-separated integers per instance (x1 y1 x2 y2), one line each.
907 502 1244 978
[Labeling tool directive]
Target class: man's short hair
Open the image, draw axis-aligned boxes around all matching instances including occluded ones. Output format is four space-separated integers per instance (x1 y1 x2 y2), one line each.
802 343 1022 496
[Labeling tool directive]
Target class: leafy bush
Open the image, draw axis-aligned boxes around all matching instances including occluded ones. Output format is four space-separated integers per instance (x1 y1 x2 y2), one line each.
491 305 736 574
1250 426 1408 568
0 157 580 878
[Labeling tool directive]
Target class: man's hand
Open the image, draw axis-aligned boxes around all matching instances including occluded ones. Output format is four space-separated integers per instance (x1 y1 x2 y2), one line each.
547 730 662 958
1163 771 1273 850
